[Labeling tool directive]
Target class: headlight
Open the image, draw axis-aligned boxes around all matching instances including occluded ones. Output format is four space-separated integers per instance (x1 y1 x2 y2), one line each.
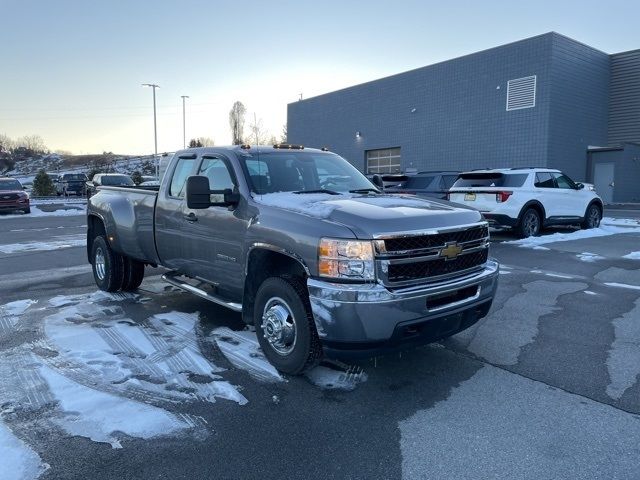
318 238 375 280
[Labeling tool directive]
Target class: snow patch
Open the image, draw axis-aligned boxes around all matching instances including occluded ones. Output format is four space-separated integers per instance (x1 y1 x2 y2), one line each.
211 327 284 383
39 364 189 448
0 419 46 480
43 305 247 406
1 299 37 317
623 251 640 260
0 234 85 254
0 205 84 220
505 222 640 249
254 192 350 218
604 282 640 291
601 217 640 227
577 252 605 262
305 361 368 391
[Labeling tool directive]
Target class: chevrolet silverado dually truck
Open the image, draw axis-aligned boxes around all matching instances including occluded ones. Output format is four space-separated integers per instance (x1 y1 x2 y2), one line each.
86 144 499 374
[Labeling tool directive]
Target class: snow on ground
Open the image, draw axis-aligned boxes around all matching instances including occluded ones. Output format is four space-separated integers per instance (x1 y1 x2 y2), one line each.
38 364 189 449
623 251 640 260
602 217 640 227
43 297 247 406
0 205 84 220
505 221 640 249
305 362 368 391
0 234 86 254
577 252 605 262
0 419 46 480
1 299 37 317
211 327 284 383
30 198 86 205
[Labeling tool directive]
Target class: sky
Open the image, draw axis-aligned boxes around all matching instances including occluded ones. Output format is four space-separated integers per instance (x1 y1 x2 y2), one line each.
0 0 638 155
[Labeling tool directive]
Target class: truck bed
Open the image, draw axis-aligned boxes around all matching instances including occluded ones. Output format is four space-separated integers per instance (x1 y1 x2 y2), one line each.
89 186 161 265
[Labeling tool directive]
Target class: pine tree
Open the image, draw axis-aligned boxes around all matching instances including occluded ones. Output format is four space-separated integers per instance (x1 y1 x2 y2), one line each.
32 169 55 196
131 170 143 185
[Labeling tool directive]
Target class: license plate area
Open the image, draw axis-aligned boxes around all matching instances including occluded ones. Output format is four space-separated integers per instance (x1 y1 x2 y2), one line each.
426 285 479 311
464 193 476 201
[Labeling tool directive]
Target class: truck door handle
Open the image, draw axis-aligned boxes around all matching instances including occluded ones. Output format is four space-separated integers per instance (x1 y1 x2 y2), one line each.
184 212 198 222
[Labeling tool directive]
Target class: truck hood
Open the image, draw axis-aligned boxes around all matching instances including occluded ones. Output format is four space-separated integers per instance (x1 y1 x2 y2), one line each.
253 192 483 238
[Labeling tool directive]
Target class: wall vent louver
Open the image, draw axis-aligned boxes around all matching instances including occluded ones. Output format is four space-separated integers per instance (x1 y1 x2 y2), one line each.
506 75 536 111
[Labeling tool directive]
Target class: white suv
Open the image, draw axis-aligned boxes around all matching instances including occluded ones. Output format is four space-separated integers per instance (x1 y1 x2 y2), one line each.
448 168 603 238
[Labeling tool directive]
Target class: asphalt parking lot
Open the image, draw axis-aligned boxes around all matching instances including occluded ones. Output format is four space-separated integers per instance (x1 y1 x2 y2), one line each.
1 205 639 480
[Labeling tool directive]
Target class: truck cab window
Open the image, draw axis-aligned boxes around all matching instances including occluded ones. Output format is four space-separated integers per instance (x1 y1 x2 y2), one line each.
170 158 196 198
198 157 235 203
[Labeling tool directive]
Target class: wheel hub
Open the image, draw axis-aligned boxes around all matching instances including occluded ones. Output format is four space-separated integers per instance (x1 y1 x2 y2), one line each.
261 299 296 356
95 247 106 281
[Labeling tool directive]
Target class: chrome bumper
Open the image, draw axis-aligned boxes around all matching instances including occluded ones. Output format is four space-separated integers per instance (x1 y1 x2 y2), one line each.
307 260 499 344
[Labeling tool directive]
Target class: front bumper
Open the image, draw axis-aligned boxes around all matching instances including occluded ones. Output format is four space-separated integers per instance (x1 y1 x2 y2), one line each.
0 200 29 211
307 260 499 356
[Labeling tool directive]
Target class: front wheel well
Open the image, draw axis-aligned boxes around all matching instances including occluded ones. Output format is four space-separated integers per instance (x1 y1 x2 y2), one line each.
87 215 106 262
243 249 308 325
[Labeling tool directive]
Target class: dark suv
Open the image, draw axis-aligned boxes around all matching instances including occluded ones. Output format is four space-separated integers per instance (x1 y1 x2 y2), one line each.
57 173 89 196
86 173 134 198
385 171 459 199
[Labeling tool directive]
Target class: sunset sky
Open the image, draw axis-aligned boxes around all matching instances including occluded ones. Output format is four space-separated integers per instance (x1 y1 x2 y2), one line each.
1 0 638 155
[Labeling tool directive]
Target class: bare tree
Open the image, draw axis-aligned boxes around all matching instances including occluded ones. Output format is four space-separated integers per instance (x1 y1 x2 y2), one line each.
17 134 47 153
280 124 287 143
249 115 276 145
229 101 246 145
0 133 16 152
196 136 215 147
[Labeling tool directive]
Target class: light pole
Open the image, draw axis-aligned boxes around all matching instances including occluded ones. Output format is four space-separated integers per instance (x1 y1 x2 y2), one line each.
142 83 160 177
181 95 189 148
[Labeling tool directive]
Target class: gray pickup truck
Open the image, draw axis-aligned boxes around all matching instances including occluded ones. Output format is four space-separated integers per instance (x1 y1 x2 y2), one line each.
87 144 499 374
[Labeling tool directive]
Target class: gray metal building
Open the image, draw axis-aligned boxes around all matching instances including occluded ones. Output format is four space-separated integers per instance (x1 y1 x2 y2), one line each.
287 32 640 203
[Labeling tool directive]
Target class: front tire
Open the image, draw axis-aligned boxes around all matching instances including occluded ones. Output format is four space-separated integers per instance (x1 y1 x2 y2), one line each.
254 276 322 375
516 208 541 238
22 208 31 214
91 235 124 292
581 204 601 229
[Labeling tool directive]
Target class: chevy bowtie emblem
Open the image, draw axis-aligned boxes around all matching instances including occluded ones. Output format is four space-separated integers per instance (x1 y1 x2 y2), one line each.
440 242 463 260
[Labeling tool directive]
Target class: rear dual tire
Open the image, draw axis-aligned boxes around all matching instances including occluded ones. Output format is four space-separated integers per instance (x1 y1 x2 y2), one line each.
91 235 144 292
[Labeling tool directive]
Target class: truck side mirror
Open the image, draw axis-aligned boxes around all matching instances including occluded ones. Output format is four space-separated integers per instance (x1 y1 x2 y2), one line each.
186 175 212 209
372 174 384 189
186 175 241 209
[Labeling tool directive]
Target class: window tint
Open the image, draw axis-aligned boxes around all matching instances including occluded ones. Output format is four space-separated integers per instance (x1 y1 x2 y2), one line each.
442 175 458 189
535 172 555 188
101 175 134 186
169 157 196 198
553 173 576 189
198 157 235 203
453 173 528 188
404 175 437 189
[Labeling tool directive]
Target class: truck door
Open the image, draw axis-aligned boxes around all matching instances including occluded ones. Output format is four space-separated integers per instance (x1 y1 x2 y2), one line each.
183 154 247 296
155 154 199 273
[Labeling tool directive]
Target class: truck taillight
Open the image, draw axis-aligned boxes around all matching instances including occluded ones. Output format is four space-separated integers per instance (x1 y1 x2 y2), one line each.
496 191 512 203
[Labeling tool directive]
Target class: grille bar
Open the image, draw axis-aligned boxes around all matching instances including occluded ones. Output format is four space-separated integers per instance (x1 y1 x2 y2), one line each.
382 225 488 255
387 249 488 283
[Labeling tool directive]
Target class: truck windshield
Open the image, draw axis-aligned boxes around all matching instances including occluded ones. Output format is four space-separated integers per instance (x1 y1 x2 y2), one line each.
242 152 376 194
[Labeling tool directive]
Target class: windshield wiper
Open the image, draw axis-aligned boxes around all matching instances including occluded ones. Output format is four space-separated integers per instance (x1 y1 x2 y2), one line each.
348 188 382 194
293 189 341 195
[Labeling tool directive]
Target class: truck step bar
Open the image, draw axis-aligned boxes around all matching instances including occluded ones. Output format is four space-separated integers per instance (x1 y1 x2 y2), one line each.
162 272 243 312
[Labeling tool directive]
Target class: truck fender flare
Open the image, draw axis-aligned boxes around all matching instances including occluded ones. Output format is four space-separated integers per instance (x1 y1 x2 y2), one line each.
245 243 311 276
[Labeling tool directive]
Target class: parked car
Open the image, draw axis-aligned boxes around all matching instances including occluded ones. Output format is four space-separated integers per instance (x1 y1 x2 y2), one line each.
385 171 460 199
87 145 499 374
0 177 30 214
57 173 89 196
86 173 134 198
447 168 603 238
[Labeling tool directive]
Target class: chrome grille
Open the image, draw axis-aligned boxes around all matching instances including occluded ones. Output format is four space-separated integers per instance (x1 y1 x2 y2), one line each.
383 225 488 253
387 249 488 283
376 223 490 286
0 193 19 201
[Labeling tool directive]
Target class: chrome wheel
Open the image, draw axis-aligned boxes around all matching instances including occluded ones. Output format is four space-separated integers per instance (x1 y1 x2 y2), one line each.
522 211 540 237
95 247 106 281
261 297 297 356
587 206 601 228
